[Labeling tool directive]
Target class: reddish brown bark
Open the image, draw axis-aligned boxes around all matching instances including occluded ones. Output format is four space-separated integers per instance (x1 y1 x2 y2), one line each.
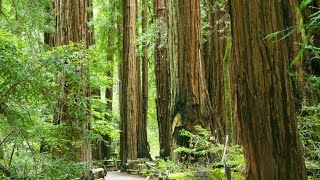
168 0 213 146
137 0 151 159
154 0 172 158
229 0 307 179
120 0 138 169
205 1 229 141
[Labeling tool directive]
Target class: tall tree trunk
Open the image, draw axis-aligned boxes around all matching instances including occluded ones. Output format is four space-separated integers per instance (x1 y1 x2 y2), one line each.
137 0 151 159
154 0 171 158
205 0 229 141
168 0 213 146
54 0 93 162
229 0 307 179
120 0 138 169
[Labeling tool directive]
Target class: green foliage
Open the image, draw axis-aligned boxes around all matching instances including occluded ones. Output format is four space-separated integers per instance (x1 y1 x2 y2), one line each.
300 0 315 11
175 126 217 162
208 169 225 180
170 126 244 179
156 159 184 173
0 31 87 178
0 0 53 51
0 3 118 175
174 126 244 165
169 172 196 180
306 76 320 105
9 154 86 179
298 105 320 178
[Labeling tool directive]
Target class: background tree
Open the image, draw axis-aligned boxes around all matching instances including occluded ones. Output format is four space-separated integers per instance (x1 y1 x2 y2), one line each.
137 0 152 159
154 0 172 158
229 0 307 178
204 0 230 141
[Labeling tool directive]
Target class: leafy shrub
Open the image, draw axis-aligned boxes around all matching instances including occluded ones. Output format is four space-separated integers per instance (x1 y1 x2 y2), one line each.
169 172 196 180
298 105 320 178
170 125 244 178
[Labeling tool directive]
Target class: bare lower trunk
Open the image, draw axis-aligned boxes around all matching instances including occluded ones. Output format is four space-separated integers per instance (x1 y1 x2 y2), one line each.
167 0 213 147
154 0 171 158
205 1 230 141
229 0 307 178
120 0 138 169
137 0 151 159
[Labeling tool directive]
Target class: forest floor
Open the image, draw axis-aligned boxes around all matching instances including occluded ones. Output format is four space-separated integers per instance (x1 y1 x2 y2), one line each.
105 171 146 180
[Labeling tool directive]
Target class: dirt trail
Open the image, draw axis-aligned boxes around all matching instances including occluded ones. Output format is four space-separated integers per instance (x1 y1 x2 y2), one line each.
105 171 146 180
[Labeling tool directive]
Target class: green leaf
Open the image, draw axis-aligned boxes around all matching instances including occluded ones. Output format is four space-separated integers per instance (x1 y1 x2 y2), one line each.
290 48 304 66
300 0 314 11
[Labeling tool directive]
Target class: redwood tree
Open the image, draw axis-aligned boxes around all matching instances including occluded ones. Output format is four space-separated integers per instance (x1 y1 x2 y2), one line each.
120 0 138 168
137 0 151 159
229 0 307 179
54 0 93 162
205 0 230 141
167 0 213 144
154 0 172 158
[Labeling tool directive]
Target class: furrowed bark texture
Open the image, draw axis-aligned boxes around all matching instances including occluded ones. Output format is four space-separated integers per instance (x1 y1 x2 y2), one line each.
168 0 213 144
205 1 229 141
229 0 307 179
55 0 93 48
154 0 172 158
137 0 151 159
120 0 138 168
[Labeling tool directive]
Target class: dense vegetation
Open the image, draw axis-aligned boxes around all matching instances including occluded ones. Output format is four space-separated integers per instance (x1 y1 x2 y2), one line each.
0 0 319 179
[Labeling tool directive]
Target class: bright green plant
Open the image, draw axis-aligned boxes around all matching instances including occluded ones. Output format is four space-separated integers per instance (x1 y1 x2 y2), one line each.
298 105 320 178
0 27 118 178
171 126 244 178
169 172 196 180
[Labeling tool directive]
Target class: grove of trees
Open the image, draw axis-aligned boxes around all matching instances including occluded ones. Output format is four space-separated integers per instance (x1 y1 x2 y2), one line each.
0 0 319 179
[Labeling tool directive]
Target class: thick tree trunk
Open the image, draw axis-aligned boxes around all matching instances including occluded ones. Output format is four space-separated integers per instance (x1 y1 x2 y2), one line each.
168 0 213 146
137 0 151 159
229 0 307 179
154 0 171 158
120 0 138 169
55 0 93 48
54 0 93 162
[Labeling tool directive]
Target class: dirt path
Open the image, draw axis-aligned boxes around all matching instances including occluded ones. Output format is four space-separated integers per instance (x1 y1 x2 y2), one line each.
105 171 146 180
